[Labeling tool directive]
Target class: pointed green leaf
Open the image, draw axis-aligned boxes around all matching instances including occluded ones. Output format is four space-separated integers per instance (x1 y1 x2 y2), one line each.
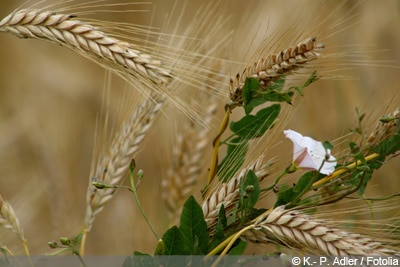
239 170 260 211
274 184 294 207
179 196 209 254
372 134 400 156
242 77 260 107
228 240 247 255
244 97 268 115
230 104 280 139
303 70 319 87
162 226 189 255
214 204 227 240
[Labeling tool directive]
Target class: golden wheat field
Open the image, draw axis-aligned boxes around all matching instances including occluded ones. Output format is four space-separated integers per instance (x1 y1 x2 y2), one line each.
0 0 399 257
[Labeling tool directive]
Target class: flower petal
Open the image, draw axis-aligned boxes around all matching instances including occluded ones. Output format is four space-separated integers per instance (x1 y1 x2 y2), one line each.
284 129 337 175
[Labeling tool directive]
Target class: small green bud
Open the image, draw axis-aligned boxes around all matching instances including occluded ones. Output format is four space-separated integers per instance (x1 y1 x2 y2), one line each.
59 237 70 246
92 181 106 189
379 115 398 123
129 159 136 172
48 241 58 249
154 239 165 255
137 169 144 178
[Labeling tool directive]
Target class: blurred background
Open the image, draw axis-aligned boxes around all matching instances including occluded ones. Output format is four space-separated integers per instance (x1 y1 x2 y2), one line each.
0 0 399 255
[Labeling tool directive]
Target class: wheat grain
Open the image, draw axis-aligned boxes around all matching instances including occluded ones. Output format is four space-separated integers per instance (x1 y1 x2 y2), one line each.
83 97 163 233
202 155 271 231
230 37 324 103
242 206 399 256
0 8 172 85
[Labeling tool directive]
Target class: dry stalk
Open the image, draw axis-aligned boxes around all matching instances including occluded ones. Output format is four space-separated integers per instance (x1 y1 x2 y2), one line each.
0 8 172 85
202 155 271 231
0 195 29 255
242 206 399 256
82 97 163 250
162 100 218 225
230 37 324 103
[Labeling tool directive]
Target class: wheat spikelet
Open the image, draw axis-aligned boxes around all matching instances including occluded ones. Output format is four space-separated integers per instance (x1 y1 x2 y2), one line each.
0 195 30 257
0 195 26 243
230 37 324 103
243 206 399 256
202 155 271 231
0 8 172 85
83 97 162 233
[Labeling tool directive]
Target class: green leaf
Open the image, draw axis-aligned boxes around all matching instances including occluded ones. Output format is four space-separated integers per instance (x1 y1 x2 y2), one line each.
372 134 400 156
242 77 260 108
274 184 294 207
162 226 189 255
303 70 319 87
239 170 260 211
322 141 334 151
71 233 82 247
345 169 372 195
244 97 268 115
218 136 248 182
129 253 156 267
214 205 227 240
275 171 319 207
227 240 247 255
179 196 209 254
230 104 280 139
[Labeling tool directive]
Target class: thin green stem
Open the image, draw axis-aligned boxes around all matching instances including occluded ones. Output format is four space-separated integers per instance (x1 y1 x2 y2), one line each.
261 167 290 192
129 168 160 240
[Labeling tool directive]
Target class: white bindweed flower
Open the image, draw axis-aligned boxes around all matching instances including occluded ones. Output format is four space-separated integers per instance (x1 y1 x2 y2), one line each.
284 129 337 175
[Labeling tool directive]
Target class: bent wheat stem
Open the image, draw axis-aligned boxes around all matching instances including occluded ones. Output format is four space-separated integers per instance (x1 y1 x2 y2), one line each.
206 108 231 188
312 153 379 187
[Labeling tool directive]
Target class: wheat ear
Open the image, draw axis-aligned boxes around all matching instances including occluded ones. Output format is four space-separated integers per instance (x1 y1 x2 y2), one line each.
162 100 218 225
202 155 271 232
0 8 172 85
242 206 399 256
230 37 324 103
82 97 162 251
0 195 29 255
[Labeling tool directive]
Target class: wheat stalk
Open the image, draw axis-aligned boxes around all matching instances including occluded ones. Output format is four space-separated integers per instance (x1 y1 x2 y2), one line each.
0 8 172 85
242 206 399 256
202 155 271 231
230 37 324 103
82 96 163 250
